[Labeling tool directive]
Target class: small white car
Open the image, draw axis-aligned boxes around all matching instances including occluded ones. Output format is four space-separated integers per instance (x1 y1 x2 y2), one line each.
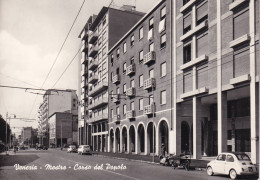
207 152 258 179
67 145 77 153
77 145 91 155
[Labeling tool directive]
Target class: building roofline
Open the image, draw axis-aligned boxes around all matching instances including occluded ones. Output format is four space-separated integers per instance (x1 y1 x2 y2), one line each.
48 112 72 119
108 0 166 54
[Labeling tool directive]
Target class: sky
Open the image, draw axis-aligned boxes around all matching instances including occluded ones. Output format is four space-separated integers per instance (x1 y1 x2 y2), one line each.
0 0 159 136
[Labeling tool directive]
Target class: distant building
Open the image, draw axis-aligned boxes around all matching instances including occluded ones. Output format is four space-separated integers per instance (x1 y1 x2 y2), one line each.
49 112 77 147
37 89 78 146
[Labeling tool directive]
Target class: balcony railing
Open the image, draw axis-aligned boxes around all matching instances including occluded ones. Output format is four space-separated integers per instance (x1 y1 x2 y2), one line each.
126 110 135 119
126 64 135 75
144 78 156 90
88 81 108 97
112 74 120 84
89 45 98 58
144 51 156 65
113 114 120 122
88 98 108 110
81 44 88 52
126 87 135 97
144 104 155 115
88 31 98 44
112 94 120 103
88 113 108 123
88 74 98 84
88 59 99 70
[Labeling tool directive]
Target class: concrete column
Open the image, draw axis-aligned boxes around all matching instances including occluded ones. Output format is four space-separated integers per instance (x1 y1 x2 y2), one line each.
155 124 159 156
127 129 130 154
249 0 258 164
120 129 123 153
113 131 116 153
135 129 139 154
108 132 110 152
173 104 182 155
218 92 228 154
144 125 148 155
193 98 202 159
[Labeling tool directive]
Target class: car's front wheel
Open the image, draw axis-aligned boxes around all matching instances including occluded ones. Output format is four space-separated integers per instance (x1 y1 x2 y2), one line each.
207 166 214 176
229 169 237 179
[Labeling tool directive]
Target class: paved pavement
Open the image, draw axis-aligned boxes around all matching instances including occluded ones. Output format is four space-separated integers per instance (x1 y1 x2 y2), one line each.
0 148 258 180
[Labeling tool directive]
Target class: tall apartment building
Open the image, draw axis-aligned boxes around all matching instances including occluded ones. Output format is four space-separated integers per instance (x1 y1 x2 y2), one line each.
78 6 145 151
108 0 259 164
38 89 78 146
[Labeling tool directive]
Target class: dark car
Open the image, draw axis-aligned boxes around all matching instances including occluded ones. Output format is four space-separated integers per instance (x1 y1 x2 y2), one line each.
36 144 48 150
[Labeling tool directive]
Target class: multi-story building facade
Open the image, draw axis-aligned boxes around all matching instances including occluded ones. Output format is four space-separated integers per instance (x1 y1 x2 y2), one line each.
108 0 171 155
37 89 78 146
108 0 259 164
78 6 145 151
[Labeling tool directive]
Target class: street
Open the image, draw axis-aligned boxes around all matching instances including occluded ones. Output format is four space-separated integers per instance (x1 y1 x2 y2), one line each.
0 149 257 180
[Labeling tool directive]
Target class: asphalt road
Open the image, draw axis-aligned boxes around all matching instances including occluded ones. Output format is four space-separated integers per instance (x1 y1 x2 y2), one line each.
0 149 258 180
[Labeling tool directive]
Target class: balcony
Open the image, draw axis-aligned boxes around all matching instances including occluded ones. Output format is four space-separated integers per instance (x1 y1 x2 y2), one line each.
82 30 88 40
81 44 88 52
81 57 87 64
126 110 135 119
81 69 87 77
112 94 120 103
88 98 108 110
144 78 156 90
112 74 120 84
88 59 99 70
88 81 108 97
229 0 248 11
143 51 156 65
88 113 108 123
180 0 197 13
144 104 155 115
88 31 98 44
88 45 98 58
180 55 208 70
88 73 98 84
126 87 135 97
126 64 136 76
113 114 120 122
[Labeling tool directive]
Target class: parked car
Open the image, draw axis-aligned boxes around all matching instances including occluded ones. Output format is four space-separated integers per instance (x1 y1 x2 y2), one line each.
67 145 77 153
77 145 91 155
207 152 258 179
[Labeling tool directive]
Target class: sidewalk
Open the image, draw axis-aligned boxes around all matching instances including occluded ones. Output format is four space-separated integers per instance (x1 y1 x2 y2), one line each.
91 152 209 170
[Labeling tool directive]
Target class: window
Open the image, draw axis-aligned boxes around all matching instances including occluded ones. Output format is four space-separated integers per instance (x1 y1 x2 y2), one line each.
160 90 166 105
139 98 143 111
160 6 166 20
160 34 166 49
123 62 126 74
123 104 126 115
102 17 106 26
183 13 191 34
98 52 102 61
139 50 143 63
183 43 191 63
111 72 114 81
111 54 114 66
149 69 154 78
102 31 107 41
116 87 120 94
149 17 154 30
102 46 107 56
116 67 119 74
130 101 134 110
111 109 114 118
233 8 249 40
149 43 154 52
98 23 102 33
139 27 143 40
123 42 127 53
196 1 208 25
149 95 154 105
139 75 143 87
123 84 126 94
217 154 226 161
160 62 166 77
117 48 120 58
102 62 107 73
196 32 208 57
130 35 134 46
116 107 120 115
130 79 135 87
130 57 134 64
226 155 234 162
183 0 190 5
98 37 102 46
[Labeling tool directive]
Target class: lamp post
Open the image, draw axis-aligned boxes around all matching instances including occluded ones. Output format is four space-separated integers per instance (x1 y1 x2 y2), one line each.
5 113 16 155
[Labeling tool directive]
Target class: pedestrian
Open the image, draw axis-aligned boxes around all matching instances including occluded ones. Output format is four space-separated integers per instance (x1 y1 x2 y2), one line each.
161 144 166 157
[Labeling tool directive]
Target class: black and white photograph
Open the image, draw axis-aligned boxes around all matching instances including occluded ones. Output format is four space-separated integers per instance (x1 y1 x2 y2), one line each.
0 0 259 179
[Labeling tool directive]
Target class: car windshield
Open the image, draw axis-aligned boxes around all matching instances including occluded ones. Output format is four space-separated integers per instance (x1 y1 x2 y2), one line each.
236 154 251 161
83 145 89 148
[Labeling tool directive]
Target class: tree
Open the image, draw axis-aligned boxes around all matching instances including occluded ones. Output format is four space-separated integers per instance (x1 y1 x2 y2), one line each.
0 115 11 144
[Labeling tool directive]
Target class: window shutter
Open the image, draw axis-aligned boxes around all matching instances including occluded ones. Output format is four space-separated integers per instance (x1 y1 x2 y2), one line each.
197 33 208 57
234 46 250 77
183 13 191 29
197 63 208 88
183 70 192 93
197 1 208 21
234 9 249 39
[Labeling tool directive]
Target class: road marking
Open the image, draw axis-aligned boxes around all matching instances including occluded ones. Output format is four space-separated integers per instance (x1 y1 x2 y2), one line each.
59 157 140 180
